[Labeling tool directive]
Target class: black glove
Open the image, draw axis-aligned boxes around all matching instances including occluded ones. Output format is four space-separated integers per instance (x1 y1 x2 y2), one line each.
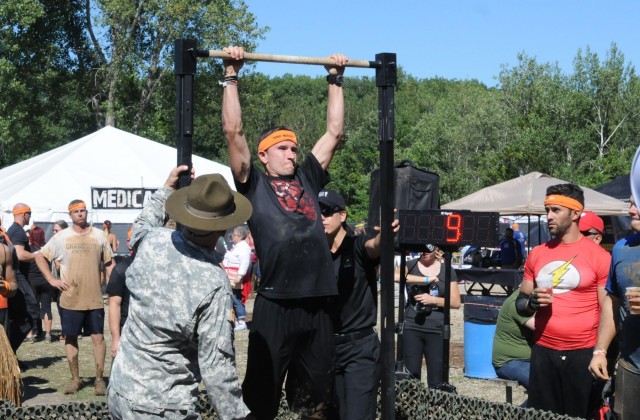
528 292 541 311
516 292 537 317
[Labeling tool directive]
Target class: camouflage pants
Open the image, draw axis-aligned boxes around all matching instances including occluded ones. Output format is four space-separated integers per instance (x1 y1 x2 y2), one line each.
107 387 200 420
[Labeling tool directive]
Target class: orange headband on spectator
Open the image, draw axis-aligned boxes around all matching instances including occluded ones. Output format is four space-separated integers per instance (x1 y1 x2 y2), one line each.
258 129 298 152
544 195 584 212
68 202 86 212
12 207 32 215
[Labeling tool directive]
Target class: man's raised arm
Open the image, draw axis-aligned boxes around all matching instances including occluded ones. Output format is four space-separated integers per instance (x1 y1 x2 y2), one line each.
221 46 251 184
312 53 348 170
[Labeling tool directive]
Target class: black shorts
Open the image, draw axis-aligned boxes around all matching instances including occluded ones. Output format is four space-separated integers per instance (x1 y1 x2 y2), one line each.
61 308 105 337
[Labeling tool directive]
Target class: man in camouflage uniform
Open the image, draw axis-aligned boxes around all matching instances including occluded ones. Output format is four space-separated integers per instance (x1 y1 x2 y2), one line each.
107 166 252 420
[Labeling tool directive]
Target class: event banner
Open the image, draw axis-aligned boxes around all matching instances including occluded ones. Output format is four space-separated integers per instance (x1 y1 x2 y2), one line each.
91 187 158 209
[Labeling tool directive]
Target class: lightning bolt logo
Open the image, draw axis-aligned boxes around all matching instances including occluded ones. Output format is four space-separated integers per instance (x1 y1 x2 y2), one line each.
550 258 575 288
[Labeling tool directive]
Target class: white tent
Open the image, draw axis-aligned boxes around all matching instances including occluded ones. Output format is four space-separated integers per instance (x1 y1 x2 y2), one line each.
0 126 234 227
442 172 629 216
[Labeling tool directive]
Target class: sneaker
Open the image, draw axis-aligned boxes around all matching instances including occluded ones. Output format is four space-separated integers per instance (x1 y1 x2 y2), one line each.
24 336 35 344
44 335 52 343
64 378 81 394
234 321 248 331
94 379 106 396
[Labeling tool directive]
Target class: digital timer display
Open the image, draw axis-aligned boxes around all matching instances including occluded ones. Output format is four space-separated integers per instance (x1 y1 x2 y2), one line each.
398 209 499 249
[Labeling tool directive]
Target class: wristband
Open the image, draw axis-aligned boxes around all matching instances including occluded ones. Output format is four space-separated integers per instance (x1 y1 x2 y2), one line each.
326 74 344 86
425 276 429 284
593 348 607 357
219 75 238 88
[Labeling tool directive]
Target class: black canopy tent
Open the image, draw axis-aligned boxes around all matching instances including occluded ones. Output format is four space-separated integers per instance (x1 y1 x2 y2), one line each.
594 174 633 245
594 173 631 203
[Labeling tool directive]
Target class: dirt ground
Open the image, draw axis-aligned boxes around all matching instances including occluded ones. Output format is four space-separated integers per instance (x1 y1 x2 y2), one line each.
16 283 527 409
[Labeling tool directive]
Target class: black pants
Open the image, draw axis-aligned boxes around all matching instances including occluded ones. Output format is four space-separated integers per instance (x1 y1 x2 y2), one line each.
331 329 380 420
529 344 603 419
402 328 444 387
8 275 37 351
32 282 53 320
614 362 640 420
242 295 335 420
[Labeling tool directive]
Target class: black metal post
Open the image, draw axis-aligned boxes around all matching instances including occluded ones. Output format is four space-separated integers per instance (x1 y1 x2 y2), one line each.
376 52 397 420
395 250 411 380
442 249 453 384
419 244 457 393
175 39 197 189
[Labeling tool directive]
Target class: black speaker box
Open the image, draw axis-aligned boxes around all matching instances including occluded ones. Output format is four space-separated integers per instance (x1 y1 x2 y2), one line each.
367 160 440 229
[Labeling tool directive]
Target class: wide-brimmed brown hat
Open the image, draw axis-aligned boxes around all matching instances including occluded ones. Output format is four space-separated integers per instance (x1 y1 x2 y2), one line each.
165 174 252 231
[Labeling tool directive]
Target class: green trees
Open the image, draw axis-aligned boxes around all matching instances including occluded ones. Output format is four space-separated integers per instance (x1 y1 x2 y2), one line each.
87 0 265 130
569 44 639 184
0 0 96 166
0 0 266 166
496 45 640 189
1 4 638 219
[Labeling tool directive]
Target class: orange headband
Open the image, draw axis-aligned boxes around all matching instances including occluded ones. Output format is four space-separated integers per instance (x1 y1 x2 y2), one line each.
544 195 584 212
68 202 86 212
258 129 298 152
12 207 32 215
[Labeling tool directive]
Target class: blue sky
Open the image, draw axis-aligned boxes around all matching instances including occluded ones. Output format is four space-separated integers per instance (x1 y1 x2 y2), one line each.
244 1 639 86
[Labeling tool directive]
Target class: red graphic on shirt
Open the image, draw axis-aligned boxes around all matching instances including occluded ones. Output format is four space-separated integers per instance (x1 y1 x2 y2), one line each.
270 179 317 221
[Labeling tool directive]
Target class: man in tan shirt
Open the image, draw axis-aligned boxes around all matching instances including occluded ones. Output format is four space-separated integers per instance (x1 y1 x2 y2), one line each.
36 200 114 395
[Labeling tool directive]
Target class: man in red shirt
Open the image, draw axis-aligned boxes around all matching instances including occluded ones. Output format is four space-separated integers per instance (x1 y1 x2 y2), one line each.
516 183 610 418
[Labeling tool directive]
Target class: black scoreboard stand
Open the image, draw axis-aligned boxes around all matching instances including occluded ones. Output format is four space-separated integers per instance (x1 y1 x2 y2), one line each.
395 210 500 390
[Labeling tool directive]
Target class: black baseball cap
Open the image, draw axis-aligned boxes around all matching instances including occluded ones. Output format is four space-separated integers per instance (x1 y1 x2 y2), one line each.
318 189 346 210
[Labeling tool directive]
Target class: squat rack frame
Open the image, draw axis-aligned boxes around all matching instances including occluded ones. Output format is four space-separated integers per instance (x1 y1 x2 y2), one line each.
174 39 397 419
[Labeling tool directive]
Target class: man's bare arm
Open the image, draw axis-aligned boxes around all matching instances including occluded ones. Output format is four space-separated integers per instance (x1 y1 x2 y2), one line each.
0 245 17 298
588 289 618 380
108 295 123 358
14 244 35 262
311 53 348 170
36 252 68 291
365 218 399 260
221 46 251 183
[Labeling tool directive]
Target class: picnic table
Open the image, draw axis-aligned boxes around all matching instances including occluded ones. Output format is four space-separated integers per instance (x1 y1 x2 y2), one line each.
454 268 523 298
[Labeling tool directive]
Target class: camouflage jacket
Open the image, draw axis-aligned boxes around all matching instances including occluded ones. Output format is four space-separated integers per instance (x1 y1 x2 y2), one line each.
108 187 248 419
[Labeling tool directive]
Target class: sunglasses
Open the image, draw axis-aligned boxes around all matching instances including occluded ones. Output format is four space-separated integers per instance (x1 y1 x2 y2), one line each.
320 206 343 217
24 212 32 216
581 230 600 237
